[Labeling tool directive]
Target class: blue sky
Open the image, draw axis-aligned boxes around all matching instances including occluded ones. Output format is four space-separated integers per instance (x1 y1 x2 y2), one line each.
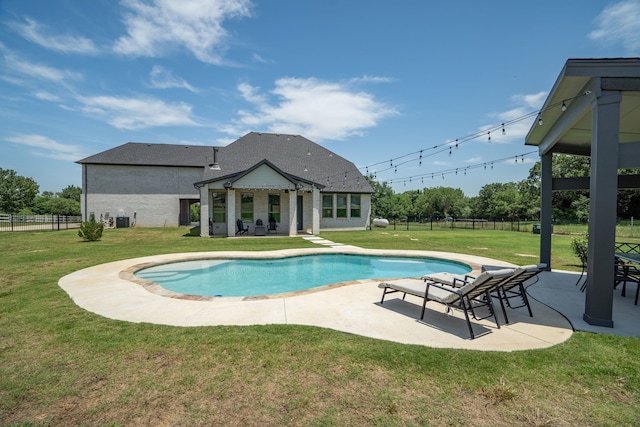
1 0 639 196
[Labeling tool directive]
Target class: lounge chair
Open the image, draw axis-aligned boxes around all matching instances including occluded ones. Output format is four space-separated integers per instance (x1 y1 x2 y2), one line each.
492 264 545 323
423 264 546 324
378 268 516 339
235 219 249 235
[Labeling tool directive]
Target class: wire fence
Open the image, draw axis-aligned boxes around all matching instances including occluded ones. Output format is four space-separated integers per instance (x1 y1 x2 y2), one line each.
383 218 639 239
0 214 82 232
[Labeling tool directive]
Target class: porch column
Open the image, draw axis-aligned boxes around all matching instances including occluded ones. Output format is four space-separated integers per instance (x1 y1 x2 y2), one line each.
311 188 320 234
288 190 297 236
539 153 553 269
584 89 621 327
227 189 236 237
199 185 209 237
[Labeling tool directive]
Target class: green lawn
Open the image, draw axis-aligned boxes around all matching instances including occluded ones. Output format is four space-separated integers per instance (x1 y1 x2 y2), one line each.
1 227 639 426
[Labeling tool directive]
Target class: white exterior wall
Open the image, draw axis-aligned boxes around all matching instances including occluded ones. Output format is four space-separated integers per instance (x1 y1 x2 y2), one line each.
319 192 372 230
82 164 202 227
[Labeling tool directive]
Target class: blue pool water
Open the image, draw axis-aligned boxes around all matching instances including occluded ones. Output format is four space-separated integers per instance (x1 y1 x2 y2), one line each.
135 254 470 297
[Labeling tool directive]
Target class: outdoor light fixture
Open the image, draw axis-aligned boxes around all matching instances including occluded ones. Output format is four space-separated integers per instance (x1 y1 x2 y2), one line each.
209 147 221 170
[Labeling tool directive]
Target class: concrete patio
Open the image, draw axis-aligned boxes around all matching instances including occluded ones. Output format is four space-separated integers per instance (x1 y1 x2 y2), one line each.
58 244 639 352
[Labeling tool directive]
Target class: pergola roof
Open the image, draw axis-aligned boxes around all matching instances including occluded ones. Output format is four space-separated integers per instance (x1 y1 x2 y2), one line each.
525 58 640 165
524 58 640 329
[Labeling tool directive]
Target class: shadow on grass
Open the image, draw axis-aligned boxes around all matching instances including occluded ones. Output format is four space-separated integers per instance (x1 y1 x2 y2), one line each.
182 226 201 237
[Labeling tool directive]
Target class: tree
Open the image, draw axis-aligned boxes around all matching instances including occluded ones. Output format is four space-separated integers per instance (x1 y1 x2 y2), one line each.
59 185 82 202
365 175 395 219
0 168 39 214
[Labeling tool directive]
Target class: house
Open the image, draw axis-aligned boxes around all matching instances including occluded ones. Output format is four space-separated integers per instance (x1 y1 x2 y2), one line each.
77 132 373 236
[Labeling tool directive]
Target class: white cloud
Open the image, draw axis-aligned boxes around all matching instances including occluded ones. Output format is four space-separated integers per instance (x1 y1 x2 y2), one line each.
34 91 61 102
149 65 197 92
4 52 83 84
10 18 99 54
78 95 200 130
113 0 253 64
229 77 398 141
589 0 640 54
5 134 87 161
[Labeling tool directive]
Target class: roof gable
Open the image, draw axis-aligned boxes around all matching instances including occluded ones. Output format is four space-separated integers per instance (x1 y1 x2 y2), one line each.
201 132 372 192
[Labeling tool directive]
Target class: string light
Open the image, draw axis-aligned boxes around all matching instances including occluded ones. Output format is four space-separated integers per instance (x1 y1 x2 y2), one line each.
488 132 491 143
358 91 589 178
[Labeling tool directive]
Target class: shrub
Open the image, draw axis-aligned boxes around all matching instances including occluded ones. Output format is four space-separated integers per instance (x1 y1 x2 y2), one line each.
78 213 104 241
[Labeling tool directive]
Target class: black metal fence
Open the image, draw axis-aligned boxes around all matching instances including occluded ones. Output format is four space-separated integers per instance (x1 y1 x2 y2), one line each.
0 214 82 232
387 218 538 233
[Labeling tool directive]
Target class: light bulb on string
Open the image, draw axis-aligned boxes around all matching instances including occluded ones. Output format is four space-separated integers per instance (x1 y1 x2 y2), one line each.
537 113 543 126
502 123 506 135
561 101 567 112
488 132 491 143
449 147 452 156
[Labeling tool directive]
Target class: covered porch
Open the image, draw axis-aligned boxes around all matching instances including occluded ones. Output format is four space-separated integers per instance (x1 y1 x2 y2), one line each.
196 161 321 237
525 58 640 328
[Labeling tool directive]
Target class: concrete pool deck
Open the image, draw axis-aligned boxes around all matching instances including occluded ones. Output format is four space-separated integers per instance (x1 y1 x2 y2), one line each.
58 244 638 351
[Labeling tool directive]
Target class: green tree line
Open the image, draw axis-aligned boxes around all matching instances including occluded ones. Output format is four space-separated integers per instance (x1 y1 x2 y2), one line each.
368 154 640 223
0 168 81 215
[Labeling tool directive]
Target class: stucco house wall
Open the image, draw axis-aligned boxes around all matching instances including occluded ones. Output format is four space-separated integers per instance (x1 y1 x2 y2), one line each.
319 192 372 230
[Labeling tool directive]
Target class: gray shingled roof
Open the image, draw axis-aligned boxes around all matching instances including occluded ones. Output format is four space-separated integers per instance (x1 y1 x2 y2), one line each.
77 142 213 167
78 133 373 193
199 132 373 193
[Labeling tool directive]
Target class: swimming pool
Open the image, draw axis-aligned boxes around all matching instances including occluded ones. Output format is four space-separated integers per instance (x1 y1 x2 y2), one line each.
134 254 471 297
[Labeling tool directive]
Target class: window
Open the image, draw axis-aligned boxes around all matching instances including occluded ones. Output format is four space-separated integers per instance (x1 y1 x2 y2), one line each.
268 194 281 222
322 194 333 218
241 193 253 222
212 193 226 223
350 194 361 218
336 194 347 218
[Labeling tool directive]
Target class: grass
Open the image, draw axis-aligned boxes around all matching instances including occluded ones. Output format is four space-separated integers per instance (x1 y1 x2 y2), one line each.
1 227 639 426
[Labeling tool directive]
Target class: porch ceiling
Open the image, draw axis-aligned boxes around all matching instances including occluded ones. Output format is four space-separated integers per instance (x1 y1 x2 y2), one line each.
525 58 640 163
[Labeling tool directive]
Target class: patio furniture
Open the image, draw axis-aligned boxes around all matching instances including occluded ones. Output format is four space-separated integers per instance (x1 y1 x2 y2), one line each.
267 216 278 233
422 264 545 324
614 253 640 305
492 264 545 322
378 268 516 339
235 219 249 235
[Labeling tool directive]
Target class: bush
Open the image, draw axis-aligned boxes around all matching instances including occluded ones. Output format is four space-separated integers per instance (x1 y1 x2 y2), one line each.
78 213 104 242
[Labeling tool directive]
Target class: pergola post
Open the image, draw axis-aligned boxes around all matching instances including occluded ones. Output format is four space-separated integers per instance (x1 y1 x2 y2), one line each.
583 89 621 327
539 153 553 269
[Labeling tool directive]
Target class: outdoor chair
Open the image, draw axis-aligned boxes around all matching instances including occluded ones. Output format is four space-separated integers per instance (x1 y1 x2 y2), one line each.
235 219 249 235
575 243 588 290
492 264 545 323
422 264 544 324
614 256 640 305
378 268 516 339
267 218 278 233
